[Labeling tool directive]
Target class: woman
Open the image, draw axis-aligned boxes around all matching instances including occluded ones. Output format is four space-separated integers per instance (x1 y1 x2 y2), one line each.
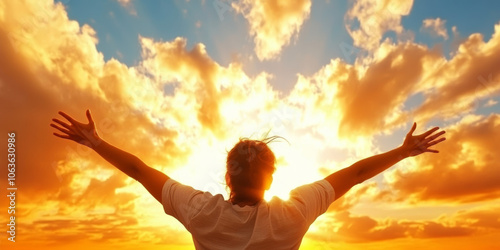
50 109 446 249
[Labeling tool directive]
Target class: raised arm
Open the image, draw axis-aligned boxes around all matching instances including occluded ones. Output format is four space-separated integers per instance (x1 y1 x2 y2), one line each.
50 109 169 203
325 122 446 200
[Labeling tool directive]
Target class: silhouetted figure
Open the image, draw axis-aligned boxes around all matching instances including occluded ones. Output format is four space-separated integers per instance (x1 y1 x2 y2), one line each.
51 109 446 249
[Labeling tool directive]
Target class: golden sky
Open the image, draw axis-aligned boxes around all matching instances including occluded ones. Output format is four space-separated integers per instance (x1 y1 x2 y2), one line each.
1 0 499 249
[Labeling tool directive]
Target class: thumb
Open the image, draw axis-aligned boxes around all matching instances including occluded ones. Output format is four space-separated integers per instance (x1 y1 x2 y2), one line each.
86 109 94 124
407 122 416 136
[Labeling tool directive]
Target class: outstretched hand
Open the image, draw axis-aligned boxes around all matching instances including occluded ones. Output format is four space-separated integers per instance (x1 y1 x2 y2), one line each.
401 122 446 157
50 109 101 148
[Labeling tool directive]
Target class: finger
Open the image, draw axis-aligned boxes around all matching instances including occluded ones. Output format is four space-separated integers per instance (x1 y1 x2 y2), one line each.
407 122 417 136
86 109 94 124
52 118 73 131
419 127 439 138
427 131 446 142
425 149 439 153
58 111 78 124
420 131 446 145
53 133 72 140
431 130 446 138
427 137 446 147
50 123 73 135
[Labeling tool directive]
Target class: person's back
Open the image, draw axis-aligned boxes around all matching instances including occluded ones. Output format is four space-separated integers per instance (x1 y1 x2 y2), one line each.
162 175 335 249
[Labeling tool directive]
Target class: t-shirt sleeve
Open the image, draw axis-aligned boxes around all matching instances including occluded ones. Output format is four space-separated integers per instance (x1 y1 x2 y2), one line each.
161 179 212 230
288 179 336 224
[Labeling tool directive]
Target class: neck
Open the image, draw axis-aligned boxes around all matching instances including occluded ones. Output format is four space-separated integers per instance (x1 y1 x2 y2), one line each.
230 188 265 206
234 199 261 207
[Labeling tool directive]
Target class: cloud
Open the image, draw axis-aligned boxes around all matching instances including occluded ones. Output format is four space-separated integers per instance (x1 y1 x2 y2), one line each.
455 206 500 230
309 209 477 244
484 99 498 107
288 40 444 138
421 18 449 40
345 0 414 51
335 42 442 136
139 36 227 137
233 0 312 61
289 21 500 138
333 211 407 242
409 23 500 122
311 204 500 244
20 213 194 247
0 0 108 199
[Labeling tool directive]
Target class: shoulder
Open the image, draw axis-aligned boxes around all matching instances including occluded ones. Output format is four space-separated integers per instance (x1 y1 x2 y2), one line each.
283 180 336 222
291 179 335 199
162 178 193 200
162 179 225 226
161 179 208 212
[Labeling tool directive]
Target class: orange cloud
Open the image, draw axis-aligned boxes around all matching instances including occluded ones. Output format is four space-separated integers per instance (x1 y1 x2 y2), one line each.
139 36 227 137
288 41 444 138
309 203 500 245
309 210 476 244
288 22 500 138
336 42 442 136
410 23 500 121
233 0 312 60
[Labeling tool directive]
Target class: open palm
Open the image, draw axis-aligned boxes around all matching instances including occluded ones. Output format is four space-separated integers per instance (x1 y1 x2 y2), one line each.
50 109 100 148
402 122 446 157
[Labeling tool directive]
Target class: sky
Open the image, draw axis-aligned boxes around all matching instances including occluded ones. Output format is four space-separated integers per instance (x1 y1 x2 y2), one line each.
0 0 499 249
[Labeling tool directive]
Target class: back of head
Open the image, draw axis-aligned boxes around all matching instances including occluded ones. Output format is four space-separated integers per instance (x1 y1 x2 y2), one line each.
225 137 280 204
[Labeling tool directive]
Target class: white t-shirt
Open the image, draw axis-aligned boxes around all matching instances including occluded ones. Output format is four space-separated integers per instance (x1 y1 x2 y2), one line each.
162 179 335 250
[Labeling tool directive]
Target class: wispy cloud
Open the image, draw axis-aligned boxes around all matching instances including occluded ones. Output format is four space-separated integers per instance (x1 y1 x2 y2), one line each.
116 0 137 16
421 18 449 40
345 0 414 51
